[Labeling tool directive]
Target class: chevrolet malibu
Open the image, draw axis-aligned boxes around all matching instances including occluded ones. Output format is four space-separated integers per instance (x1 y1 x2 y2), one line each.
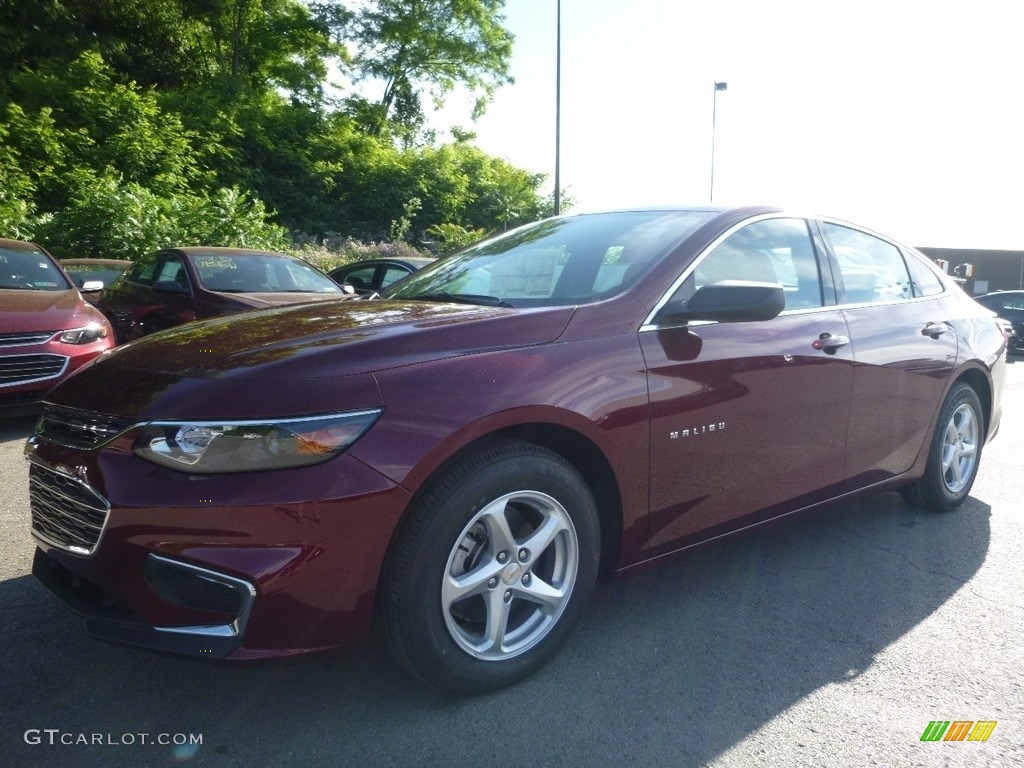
26 207 1005 694
1 239 115 415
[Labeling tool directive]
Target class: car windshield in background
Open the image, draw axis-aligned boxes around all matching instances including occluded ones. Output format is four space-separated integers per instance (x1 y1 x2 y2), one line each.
0 245 71 291
383 210 717 307
190 252 343 294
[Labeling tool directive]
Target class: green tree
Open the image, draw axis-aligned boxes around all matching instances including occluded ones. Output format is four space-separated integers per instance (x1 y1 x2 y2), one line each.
345 0 514 135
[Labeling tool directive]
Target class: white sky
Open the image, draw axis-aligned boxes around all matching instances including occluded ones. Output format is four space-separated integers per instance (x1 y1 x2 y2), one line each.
430 0 1024 250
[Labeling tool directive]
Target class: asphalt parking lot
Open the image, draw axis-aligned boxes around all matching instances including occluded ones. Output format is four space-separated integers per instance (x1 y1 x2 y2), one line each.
1 362 1022 768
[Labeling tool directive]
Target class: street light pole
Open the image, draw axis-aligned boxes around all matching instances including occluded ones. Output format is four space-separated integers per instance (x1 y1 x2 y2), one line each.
710 81 727 202
554 0 562 216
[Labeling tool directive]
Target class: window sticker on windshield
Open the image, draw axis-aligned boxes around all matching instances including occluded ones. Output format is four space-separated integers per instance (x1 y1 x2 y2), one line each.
35 281 57 287
490 251 559 298
39 263 50 269
196 256 237 270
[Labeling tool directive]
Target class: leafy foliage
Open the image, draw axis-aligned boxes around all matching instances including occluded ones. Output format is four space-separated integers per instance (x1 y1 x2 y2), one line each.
0 0 553 260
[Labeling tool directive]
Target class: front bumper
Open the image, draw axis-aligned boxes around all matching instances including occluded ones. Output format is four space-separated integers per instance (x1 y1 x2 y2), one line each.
27 434 412 661
34 548 255 658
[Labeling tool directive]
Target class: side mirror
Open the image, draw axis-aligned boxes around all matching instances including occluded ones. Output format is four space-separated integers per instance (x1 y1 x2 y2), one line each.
657 280 785 324
81 280 105 292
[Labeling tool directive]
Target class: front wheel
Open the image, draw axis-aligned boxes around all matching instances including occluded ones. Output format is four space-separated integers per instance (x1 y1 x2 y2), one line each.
381 439 600 695
901 382 984 511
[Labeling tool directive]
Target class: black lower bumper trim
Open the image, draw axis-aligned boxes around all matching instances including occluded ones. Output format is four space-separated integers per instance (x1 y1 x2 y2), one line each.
33 548 241 660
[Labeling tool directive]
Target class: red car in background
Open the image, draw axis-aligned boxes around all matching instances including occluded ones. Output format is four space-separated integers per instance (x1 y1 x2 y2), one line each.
61 258 130 306
97 247 349 343
26 207 1006 693
0 239 115 416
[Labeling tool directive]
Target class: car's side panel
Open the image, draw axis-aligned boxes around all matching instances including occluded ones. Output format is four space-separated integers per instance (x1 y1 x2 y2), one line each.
639 310 855 557
353 333 653 567
840 299 958 490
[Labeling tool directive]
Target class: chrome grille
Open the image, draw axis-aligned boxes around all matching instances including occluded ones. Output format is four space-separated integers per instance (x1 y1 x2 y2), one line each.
0 331 56 347
36 406 136 449
0 353 68 387
29 462 110 555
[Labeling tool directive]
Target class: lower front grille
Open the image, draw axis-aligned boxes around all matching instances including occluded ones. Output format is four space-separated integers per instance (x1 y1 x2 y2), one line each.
29 461 110 555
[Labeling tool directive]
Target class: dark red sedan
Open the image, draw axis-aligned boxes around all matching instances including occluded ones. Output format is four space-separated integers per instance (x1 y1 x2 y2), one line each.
1 239 115 415
97 247 348 342
26 207 1005 694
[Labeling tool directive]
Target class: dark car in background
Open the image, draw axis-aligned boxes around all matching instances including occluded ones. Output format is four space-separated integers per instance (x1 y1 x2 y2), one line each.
0 239 114 415
26 207 1005 694
974 290 1024 354
97 247 349 342
328 256 434 295
61 258 130 306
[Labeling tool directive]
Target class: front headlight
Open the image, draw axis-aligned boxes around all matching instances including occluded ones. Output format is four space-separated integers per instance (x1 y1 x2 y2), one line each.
59 322 109 344
134 410 382 473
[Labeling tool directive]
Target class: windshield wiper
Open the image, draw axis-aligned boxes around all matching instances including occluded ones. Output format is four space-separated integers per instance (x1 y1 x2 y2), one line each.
0 283 40 290
409 292 515 308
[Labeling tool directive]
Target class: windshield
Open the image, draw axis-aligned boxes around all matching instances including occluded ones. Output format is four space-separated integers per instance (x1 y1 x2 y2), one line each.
383 210 716 307
190 252 343 294
63 263 127 288
0 246 71 291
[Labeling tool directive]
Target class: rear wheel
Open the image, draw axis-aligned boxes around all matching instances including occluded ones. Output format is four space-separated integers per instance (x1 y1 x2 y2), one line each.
901 382 984 511
381 439 599 695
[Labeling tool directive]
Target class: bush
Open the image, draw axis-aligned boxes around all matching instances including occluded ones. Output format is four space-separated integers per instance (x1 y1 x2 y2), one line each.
31 174 287 259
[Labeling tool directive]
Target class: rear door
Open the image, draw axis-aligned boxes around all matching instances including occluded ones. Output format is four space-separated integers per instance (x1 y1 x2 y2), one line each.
815 221 958 491
640 216 855 556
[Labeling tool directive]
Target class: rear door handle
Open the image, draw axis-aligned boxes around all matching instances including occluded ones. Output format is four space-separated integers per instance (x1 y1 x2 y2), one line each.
811 332 850 353
921 322 949 338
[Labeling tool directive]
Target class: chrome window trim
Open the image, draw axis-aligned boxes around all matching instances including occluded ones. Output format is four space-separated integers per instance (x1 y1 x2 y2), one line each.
149 554 257 639
0 353 69 388
815 216 951 302
640 212 949 333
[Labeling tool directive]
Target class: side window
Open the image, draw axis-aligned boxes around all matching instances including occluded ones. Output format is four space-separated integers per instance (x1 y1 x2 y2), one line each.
380 266 411 288
341 265 378 290
672 218 823 309
125 252 160 286
903 250 945 297
156 255 189 288
821 223 912 304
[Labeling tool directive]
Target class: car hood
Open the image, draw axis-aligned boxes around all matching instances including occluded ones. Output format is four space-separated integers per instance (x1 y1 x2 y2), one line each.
46 299 576 419
0 289 98 333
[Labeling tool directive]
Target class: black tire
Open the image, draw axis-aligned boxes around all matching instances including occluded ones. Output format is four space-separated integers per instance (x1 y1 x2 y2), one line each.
901 382 984 511
381 438 600 695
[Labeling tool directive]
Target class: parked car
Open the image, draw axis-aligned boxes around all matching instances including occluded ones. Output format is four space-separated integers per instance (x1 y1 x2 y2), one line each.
328 256 434 295
61 258 130 306
26 207 1005 694
0 239 115 415
973 290 1024 354
98 247 349 343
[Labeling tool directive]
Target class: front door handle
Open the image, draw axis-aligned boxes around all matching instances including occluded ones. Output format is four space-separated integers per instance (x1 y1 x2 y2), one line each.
811 332 850 353
921 322 949 338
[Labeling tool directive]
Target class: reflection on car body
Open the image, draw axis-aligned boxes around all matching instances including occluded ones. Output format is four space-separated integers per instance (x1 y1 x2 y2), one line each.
25 206 1005 694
